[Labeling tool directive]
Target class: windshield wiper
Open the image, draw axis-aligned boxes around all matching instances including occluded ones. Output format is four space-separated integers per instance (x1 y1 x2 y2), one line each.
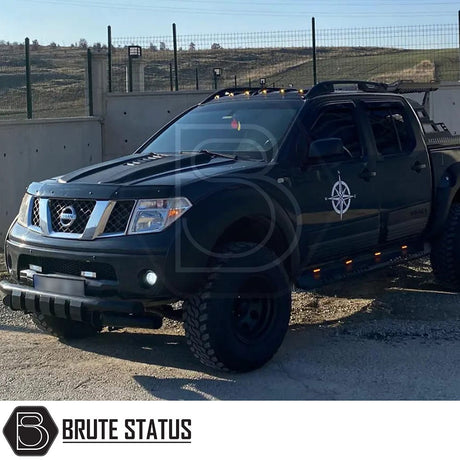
181 149 238 160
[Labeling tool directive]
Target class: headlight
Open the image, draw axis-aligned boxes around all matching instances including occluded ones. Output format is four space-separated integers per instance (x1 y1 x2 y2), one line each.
17 194 33 227
128 197 192 234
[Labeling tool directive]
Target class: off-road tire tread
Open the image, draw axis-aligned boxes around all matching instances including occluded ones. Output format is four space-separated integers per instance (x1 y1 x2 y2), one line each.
183 241 265 372
431 203 460 290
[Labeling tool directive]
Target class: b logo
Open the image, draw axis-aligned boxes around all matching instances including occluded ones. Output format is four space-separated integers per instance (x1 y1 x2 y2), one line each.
3 406 58 456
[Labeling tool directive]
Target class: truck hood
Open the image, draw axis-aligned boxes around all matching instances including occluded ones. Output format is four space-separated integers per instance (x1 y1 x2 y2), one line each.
59 152 254 186
28 152 266 200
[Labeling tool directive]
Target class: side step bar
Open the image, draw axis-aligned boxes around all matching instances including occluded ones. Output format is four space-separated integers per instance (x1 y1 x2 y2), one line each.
295 241 429 290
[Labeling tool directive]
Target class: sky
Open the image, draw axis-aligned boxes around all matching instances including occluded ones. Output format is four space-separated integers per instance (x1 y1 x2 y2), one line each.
0 0 458 46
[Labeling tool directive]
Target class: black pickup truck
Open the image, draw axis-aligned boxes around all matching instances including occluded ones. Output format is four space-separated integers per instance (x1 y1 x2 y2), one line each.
2 80 460 372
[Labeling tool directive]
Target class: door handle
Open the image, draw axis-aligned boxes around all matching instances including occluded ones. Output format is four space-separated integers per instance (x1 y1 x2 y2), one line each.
359 168 377 181
411 161 427 173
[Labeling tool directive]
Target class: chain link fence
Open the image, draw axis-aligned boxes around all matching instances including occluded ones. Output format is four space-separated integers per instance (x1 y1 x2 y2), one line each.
112 23 460 92
0 43 87 120
0 22 459 120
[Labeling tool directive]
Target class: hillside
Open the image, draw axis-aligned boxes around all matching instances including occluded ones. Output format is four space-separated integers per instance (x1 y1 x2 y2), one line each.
0 43 458 119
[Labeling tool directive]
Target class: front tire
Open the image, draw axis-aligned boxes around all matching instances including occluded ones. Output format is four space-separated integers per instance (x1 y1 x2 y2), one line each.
31 313 101 339
431 203 460 290
183 242 291 372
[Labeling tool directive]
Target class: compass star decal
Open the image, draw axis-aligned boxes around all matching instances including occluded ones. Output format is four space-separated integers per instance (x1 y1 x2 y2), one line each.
325 171 357 220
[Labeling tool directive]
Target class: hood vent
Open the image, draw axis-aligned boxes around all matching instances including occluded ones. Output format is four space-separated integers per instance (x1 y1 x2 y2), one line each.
124 153 165 166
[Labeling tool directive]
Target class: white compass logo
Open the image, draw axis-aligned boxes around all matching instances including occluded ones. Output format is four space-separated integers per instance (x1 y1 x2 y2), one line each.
325 171 356 220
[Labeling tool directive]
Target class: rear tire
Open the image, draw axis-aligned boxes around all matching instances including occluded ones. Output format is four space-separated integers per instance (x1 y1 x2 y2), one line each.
31 313 100 339
183 242 291 372
430 203 460 290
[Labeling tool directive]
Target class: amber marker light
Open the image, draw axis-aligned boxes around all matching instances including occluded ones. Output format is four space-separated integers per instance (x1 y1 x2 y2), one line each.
168 208 181 218
345 259 353 265
401 245 408 250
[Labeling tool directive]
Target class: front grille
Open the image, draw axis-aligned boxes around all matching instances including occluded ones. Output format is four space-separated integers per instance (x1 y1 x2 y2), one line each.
19 255 117 281
49 199 96 234
103 201 135 234
31 198 40 227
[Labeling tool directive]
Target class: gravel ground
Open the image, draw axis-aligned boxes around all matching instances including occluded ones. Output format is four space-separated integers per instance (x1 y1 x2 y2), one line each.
1 253 459 400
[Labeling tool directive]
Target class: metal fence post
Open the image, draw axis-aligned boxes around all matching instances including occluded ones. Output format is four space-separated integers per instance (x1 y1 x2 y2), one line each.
127 53 133 92
312 17 317 85
87 48 94 116
107 25 112 93
169 63 173 91
25 37 32 119
458 10 460 81
195 68 199 90
172 23 179 91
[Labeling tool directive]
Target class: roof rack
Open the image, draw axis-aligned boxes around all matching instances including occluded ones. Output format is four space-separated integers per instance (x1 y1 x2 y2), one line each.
305 80 388 99
305 79 439 99
386 80 439 94
199 80 440 106
200 87 300 104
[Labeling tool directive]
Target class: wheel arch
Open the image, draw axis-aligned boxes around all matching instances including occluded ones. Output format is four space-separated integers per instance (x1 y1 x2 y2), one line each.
212 205 300 279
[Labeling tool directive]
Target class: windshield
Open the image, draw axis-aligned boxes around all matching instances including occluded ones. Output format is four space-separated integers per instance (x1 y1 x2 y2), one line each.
140 100 302 161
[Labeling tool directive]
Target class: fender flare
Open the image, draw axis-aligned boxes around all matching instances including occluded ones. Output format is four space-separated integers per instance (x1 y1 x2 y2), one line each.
427 163 460 238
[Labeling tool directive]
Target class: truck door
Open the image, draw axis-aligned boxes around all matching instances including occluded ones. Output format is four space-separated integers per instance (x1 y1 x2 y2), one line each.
292 101 380 267
363 100 432 242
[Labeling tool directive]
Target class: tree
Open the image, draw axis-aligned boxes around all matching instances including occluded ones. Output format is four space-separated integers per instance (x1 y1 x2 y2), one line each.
211 43 222 50
78 38 88 49
31 39 39 50
189 42 196 51
149 42 158 51
93 42 102 50
49 41 57 48
159 41 166 51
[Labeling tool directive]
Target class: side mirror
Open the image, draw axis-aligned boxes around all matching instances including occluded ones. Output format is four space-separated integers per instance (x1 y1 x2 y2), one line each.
309 138 345 159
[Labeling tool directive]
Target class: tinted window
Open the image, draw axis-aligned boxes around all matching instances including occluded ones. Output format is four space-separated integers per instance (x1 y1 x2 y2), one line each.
366 103 415 155
140 100 302 161
309 105 362 160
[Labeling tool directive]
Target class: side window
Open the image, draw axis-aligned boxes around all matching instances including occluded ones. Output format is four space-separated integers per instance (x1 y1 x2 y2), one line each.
366 103 416 155
309 105 362 161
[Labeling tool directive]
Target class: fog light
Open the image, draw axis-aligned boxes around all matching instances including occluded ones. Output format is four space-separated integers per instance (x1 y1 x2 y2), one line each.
144 270 158 286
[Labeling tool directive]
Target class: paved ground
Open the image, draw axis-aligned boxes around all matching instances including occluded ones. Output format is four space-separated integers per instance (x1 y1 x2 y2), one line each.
1 254 459 400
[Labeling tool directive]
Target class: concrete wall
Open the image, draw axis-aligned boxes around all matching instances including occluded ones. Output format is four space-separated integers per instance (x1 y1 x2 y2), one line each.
103 90 213 161
0 117 102 241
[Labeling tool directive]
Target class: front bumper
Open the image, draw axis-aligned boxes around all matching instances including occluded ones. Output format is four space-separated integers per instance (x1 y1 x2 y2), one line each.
4 233 175 301
0 280 143 322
